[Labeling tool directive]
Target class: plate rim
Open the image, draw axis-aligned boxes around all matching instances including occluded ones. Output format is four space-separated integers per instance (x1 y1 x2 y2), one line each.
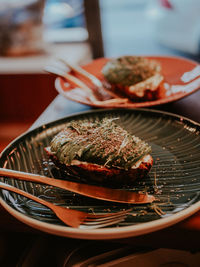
0 107 200 239
55 55 200 108
0 195 199 240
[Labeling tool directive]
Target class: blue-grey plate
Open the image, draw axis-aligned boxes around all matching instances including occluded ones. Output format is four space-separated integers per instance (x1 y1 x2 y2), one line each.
0 108 200 240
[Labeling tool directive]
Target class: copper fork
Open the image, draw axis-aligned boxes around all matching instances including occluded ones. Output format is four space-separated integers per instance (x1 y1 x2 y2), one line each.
0 182 131 228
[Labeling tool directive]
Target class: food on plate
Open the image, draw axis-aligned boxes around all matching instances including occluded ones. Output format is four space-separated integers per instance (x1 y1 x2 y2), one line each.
102 56 164 101
45 118 153 186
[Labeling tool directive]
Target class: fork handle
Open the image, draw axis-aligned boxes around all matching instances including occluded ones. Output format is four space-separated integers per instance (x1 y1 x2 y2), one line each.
59 59 103 88
0 182 88 228
0 181 53 210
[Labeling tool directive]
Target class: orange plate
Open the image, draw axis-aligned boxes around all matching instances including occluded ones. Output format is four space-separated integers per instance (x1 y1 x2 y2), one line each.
55 56 200 108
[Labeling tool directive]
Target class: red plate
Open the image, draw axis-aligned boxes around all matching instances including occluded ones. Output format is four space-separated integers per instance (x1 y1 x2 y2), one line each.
55 56 200 108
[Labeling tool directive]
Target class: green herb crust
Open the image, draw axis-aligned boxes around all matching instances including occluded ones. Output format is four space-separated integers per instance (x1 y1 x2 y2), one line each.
102 56 161 87
50 118 151 170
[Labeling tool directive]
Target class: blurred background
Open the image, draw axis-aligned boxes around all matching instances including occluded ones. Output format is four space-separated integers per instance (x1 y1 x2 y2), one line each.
0 0 200 151
1 2 200 266
42 0 200 59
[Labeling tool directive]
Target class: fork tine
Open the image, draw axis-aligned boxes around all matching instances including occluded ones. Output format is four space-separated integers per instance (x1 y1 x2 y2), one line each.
85 209 132 220
81 210 131 229
84 214 127 224
80 217 126 229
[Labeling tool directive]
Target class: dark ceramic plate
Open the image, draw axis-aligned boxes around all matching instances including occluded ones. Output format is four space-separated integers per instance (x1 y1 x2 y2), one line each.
0 109 200 239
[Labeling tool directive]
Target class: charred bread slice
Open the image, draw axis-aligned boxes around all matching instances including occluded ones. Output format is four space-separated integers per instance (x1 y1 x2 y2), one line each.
102 56 164 101
45 118 153 186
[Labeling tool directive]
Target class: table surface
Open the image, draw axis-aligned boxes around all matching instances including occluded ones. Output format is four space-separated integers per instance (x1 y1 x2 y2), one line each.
1 91 200 251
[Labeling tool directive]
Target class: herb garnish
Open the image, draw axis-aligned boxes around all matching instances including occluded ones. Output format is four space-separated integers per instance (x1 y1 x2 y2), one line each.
50 118 151 170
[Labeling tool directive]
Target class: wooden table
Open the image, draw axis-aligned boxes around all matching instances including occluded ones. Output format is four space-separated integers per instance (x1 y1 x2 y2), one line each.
0 92 200 265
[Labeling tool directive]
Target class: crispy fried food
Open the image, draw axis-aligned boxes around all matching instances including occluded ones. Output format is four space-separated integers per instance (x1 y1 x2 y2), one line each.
102 56 164 101
45 118 153 186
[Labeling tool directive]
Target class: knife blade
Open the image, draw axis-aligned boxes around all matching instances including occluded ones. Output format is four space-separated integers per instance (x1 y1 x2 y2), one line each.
0 168 155 204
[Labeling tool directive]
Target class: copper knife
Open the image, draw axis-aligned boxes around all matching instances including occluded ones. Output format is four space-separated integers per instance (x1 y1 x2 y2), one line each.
0 168 155 204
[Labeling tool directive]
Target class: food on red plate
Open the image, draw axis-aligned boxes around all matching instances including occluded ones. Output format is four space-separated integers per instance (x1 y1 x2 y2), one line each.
102 56 164 101
45 118 153 186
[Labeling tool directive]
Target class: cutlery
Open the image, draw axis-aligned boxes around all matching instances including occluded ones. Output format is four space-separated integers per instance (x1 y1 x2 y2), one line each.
58 58 119 99
44 60 128 105
0 168 155 204
45 64 99 102
0 181 130 228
